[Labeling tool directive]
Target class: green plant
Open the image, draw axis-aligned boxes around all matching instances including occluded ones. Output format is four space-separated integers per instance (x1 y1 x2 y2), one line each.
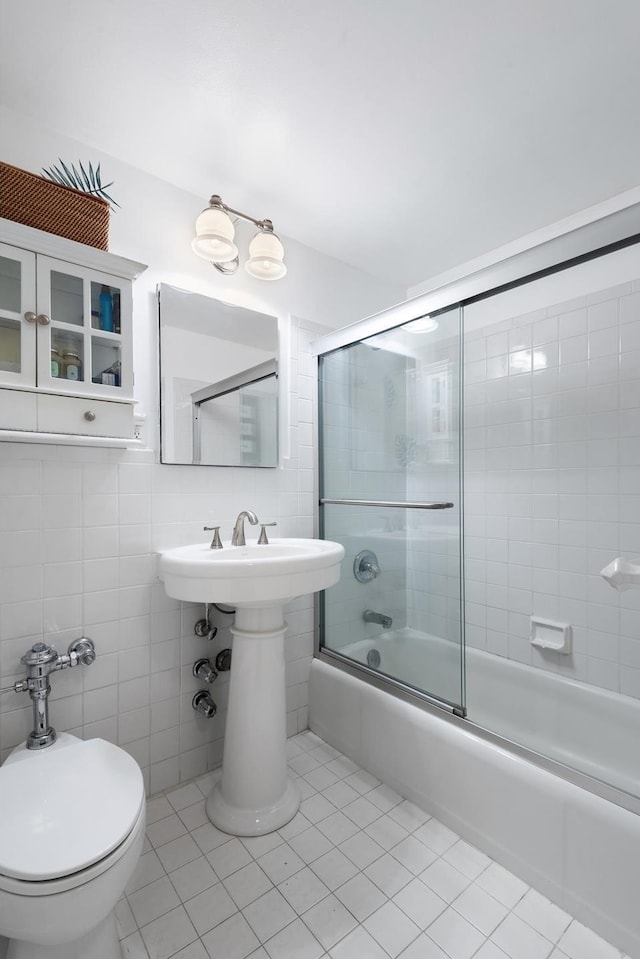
41 159 119 209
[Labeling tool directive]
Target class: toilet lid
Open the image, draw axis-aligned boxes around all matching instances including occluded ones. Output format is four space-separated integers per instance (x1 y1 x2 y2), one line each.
0 738 144 881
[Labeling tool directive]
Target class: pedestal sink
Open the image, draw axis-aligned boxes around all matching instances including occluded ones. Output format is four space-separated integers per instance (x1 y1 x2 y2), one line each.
159 538 344 835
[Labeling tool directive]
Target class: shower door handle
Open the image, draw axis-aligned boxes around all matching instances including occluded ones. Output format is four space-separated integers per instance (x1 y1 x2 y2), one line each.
320 499 454 509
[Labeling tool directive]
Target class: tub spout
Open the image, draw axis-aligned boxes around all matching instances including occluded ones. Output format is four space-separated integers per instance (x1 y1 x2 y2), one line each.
363 609 393 629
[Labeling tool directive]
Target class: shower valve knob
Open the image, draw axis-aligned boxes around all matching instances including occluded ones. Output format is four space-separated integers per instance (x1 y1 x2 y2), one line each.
354 549 381 583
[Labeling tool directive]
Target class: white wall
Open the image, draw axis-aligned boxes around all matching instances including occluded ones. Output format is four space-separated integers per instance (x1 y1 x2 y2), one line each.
0 107 406 793
0 106 406 437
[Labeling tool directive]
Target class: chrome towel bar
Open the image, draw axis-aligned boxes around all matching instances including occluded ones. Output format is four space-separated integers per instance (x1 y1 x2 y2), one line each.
320 498 454 509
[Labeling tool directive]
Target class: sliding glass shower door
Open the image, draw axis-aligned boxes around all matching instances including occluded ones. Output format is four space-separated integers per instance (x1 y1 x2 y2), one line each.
318 306 465 713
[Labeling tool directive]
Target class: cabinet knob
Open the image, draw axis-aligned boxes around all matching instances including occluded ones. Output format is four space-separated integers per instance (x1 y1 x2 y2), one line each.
24 311 37 323
83 410 96 422
36 313 51 326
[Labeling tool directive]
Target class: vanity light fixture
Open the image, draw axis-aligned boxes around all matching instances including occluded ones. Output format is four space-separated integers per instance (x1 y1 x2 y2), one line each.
192 194 287 281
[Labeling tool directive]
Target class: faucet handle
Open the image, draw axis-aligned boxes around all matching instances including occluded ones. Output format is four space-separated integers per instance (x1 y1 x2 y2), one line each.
204 526 223 549
68 637 97 666
258 522 277 545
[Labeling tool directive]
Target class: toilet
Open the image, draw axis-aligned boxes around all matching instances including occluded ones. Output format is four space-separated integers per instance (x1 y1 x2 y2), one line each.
0 733 145 959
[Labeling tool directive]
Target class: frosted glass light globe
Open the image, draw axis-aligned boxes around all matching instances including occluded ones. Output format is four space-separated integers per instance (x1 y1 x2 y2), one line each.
192 207 239 263
246 230 287 280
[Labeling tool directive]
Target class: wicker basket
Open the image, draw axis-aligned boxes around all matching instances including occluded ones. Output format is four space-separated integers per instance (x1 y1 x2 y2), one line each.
0 161 109 250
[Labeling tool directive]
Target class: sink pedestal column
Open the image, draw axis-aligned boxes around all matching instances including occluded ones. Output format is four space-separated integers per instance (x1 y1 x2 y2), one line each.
206 606 300 835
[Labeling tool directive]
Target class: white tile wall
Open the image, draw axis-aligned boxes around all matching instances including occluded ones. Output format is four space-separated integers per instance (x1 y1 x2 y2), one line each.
0 319 324 792
464 274 640 700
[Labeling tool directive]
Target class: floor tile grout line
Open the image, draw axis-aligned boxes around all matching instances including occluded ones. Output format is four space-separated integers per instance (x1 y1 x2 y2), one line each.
119 731 625 959
132 821 558 954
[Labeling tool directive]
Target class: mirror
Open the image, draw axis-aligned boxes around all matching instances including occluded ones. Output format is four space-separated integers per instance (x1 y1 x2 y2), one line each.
158 284 279 466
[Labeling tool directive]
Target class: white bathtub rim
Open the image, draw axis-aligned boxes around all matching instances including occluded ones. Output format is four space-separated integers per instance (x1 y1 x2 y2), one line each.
338 626 640 724
317 646 640 818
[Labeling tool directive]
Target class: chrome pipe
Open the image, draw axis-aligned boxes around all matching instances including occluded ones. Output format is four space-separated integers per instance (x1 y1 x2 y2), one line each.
208 195 274 232
29 688 55 749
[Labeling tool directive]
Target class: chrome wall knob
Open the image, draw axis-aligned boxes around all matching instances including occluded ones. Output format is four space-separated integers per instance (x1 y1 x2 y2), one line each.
192 690 217 718
354 549 381 583
84 410 96 422
24 311 37 323
36 313 51 325
215 648 232 672
193 658 217 683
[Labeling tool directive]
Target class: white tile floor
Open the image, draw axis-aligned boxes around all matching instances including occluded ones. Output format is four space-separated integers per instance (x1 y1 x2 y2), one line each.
118 731 632 959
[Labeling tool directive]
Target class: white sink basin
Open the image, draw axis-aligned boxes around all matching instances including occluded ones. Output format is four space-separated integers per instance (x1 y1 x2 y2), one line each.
159 535 345 836
159 537 345 606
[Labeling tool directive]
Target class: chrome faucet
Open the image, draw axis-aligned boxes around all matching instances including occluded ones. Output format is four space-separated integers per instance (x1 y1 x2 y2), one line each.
231 509 259 546
363 609 393 630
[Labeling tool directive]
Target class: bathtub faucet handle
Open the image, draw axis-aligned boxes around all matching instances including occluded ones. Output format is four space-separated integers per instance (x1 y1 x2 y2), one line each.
354 550 381 583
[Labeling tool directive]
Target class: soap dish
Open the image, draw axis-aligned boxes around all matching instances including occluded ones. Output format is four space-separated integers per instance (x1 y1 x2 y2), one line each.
530 616 571 654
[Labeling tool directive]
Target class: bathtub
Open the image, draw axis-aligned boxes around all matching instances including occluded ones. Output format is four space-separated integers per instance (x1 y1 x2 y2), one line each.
337 628 640 797
310 639 640 956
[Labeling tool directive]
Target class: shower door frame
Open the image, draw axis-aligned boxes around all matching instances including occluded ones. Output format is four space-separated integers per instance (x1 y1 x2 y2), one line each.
313 196 640 357
317 305 466 716
313 193 640 815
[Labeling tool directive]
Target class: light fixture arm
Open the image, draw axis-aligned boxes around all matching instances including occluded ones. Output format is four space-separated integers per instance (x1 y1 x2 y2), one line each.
208 195 275 233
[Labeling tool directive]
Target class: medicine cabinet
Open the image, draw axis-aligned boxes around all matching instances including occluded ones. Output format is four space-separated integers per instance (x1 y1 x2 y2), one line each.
158 283 280 466
0 219 146 445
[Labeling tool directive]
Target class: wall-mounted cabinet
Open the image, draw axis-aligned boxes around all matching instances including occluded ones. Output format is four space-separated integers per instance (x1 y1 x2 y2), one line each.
0 219 146 446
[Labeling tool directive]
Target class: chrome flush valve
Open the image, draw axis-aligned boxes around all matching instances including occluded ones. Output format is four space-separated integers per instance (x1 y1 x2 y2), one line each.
0 638 97 749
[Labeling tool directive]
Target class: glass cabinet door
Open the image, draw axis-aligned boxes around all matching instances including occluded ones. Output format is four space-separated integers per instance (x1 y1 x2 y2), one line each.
35 256 131 395
0 243 36 388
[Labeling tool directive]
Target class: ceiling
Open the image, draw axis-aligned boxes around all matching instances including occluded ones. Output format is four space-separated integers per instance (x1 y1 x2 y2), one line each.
2 0 640 290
